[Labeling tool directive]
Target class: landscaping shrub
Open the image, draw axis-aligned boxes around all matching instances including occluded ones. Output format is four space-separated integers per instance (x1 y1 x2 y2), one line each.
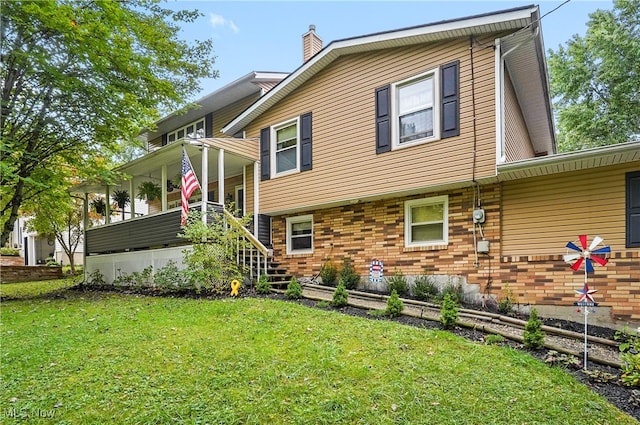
85 269 105 286
45 256 60 267
0 247 19 256
436 280 463 305
255 274 272 294
616 327 640 387
339 258 360 290
331 281 349 307
153 261 189 291
385 289 404 318
440 293 458 329
285 277 303 299
386 270 408 296
497 284 516 314
319 260 338 286
523 309 545 349
179 211 251 295
413 274 438 301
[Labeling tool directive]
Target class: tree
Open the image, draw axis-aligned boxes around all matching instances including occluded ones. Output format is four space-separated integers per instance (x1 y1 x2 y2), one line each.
548 0 640 152
25 192 83 274
1 0 217 246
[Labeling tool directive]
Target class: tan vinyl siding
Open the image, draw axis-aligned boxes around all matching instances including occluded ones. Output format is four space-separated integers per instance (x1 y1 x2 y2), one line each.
502 163 640 256
213 93 260 137
247 38 498 214
202 138 259 162
504 71 534 161
245 164 255 215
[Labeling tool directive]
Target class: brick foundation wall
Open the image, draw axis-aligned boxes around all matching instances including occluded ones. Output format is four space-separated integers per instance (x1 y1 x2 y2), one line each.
270 184 639 326
0 265 63 283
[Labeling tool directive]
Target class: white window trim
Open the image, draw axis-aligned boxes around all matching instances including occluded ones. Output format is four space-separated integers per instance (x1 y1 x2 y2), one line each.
167 118 205 145
286 214 313 255
391 68 441 150
270 117 300 178
404 195 448 248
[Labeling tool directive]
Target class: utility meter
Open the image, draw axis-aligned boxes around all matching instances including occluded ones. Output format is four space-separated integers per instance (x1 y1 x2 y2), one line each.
473 209 485 224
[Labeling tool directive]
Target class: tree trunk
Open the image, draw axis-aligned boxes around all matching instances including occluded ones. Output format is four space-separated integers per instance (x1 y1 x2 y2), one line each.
1 179 24 247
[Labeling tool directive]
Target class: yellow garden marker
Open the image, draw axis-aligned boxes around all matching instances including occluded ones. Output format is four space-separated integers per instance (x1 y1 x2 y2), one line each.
230 279 241 297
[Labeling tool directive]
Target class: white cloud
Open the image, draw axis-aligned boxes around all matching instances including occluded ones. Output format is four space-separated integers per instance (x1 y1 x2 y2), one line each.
210 13 239 33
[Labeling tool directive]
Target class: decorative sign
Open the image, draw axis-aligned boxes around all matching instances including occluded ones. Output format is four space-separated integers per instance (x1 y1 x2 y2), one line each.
369 260 384 283
563 234 610 371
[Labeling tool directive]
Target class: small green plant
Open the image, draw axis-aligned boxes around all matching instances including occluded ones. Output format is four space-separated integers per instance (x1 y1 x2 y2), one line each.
413 274 438 301
154 261 189 291
316 300 330 308
45 257 60 266
285 277 303 299
319 260 338 286
0 247 19 256
367 309 387 317
523 309 545 349
130 266 153 287
615 327 640 387
497 284 516 314
385 289 404 318
255 274 272 294
544 350 581 369
484 334 505 345
386 270 408 296
581 369 619 384
331 281 349 307
113 269 133 286
85 269 105 286
437 279 463 305
339 258 360 290
440 293 458 329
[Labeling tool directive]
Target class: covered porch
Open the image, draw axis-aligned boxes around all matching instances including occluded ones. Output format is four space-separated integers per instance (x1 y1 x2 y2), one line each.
73 137 267 256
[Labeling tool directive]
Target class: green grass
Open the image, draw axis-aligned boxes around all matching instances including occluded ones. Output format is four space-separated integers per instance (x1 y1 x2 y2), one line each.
1 291 637 424
0 277 80 300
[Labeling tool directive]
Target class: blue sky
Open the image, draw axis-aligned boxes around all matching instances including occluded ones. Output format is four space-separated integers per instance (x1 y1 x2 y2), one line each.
164 0 613 100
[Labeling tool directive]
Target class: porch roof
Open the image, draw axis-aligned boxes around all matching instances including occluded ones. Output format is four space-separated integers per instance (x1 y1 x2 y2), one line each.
72 138 258 194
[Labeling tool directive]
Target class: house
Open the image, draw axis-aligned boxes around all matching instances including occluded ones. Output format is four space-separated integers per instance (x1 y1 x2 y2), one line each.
76 6 639 328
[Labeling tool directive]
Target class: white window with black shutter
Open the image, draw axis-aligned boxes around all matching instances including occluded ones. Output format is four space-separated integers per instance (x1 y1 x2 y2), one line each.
286 215 313 254
260 112 313 180
376 61 459 153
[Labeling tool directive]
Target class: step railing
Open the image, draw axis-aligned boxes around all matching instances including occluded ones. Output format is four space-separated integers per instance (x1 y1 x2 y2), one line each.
222 209 272 280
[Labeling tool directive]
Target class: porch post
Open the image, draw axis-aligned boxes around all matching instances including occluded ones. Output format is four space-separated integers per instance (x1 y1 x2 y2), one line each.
201 144 209 223
218 149 225 207
129 179 135 218
161 164 168 212
253 161 259 237
105 186 111 224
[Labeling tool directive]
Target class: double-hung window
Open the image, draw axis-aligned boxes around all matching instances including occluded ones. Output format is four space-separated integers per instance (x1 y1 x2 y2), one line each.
404 196 448 247
272 118 299 177
393 70 439 149
286 215 313 254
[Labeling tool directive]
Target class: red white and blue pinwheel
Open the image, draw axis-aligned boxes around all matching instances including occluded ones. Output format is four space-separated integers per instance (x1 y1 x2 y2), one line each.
563 235 610 273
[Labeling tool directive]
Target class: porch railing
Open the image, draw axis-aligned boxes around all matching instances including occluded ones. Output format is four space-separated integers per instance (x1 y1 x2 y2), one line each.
223 209 272 280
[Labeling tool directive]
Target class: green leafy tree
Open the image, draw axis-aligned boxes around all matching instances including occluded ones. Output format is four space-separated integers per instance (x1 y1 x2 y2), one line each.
0 0 216 246
548 0 640 152
25 192 83 274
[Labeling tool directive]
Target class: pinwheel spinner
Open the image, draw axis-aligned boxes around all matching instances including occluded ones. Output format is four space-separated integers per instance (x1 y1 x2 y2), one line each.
563 235 610 273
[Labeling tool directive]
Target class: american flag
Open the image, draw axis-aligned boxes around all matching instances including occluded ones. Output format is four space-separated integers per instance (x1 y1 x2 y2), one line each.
181 147 200 225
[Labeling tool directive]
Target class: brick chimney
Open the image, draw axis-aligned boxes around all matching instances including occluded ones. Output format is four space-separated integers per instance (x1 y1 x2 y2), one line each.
302 24 322 62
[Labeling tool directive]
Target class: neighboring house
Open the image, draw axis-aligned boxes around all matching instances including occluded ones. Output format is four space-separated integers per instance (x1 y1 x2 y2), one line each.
76 6 639 328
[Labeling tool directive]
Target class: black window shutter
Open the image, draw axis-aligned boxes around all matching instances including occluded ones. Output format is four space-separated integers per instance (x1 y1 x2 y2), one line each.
375 85 391 154
205 112 214 138
627 171 640 247
260 127 271 181
440 60 460 139
300 112 312 171
161 133 167 146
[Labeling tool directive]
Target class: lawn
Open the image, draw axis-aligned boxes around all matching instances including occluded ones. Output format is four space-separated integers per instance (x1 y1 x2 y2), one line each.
1 290 637 424
0 277 80 300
